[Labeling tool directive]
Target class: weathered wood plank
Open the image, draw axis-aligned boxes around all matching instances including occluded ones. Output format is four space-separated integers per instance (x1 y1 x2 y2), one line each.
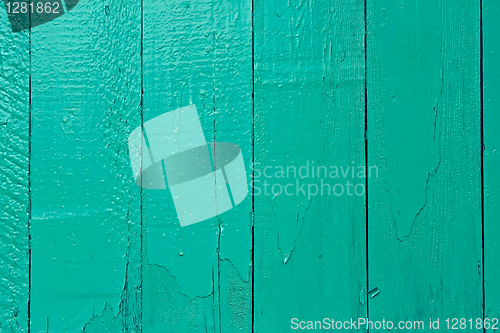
29 1 142 331
142 1 217 330
211 1 253 332
142 0 250 331
253 0 367 331
367 0 482 329
0 7 30 333
484 0 500 328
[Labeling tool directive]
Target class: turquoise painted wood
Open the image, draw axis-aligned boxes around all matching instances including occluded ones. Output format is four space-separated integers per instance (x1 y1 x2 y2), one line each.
141 0 218 329
484 0 500 328
253 0 367 332
211 2 253 332
367 0 483 329
29 0 142 332
0 0 498 332
0 9 29 333
142 0 252 332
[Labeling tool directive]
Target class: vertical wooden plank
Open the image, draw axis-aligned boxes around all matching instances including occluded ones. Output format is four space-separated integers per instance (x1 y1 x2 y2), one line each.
212 1 253 332
0 7 30 333
142 0 218 331
142 1 253 331
254 0 367 331
29 1 142 332
484 0 500 327
367 0 482 328
140 1 218 332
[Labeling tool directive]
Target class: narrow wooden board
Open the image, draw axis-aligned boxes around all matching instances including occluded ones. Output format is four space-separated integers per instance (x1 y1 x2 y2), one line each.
142 0 218 331
211 1 253 332
253 0 367 331
367 0 483 329
484 0 500 329
29 1 142 331
0 7 30 333
142 0 252 331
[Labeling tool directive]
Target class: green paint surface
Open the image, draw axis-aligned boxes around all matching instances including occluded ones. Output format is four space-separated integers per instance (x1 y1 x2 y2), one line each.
367 0 483 326
484 0 500 327
367 0 483 329
29 0 141 331
0 0 497 332
142 0 252 331
253 0 367 332
0 7 29 333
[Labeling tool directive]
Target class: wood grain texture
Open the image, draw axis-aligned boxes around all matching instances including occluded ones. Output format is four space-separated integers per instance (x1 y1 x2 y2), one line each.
484 0 500 328
212 1 253 332
253 0 367 332
0 7 30 333
0 0 497 332
367 0 482 329
142 0 219 331
142 0 252 332
29 1 142 332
